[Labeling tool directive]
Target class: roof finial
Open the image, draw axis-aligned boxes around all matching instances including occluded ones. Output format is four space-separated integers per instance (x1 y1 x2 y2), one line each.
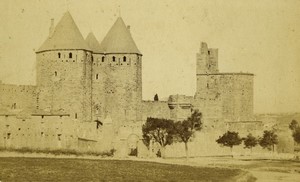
118 5 121 17
65 0 70 11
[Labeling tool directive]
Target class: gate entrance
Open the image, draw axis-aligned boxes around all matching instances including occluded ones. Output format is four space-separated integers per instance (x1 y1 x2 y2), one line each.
127 134 139 156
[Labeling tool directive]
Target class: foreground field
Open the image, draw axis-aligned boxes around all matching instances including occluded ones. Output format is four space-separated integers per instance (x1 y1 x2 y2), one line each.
0 157 242 181
166 157 300 182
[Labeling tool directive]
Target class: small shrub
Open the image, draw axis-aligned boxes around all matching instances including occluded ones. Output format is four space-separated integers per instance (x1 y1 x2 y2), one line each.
129 148 137 156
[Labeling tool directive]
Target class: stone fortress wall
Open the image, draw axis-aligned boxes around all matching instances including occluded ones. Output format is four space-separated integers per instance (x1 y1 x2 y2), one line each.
142 101 170 120
91 53 143 129
0 12 144 157
143 42 293 157
36 50 93 122
194 42 254 123
0 112 113 152
0 12 294 158
0 82 37 111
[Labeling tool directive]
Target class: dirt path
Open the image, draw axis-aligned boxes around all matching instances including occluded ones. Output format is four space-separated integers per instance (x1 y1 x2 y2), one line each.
249 170 299 182
163 157 300 182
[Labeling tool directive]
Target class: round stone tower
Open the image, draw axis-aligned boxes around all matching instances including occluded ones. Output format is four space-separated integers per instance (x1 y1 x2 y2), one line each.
36 12 93 122
95 17 143 129
85 32 106 122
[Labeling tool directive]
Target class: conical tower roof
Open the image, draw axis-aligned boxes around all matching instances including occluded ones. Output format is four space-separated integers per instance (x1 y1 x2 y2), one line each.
37 12 90 53
85 32 103 53
99 17 141 54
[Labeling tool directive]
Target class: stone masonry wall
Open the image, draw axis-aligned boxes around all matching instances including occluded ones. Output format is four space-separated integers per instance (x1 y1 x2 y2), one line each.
219 74 254 121
195 73 254 123
0 114 77 150
0 113 113 152
196 42 219 74
0 82 37 111
142 101 170 121
91 53 142 130
168 95 193 121
36 50 92 122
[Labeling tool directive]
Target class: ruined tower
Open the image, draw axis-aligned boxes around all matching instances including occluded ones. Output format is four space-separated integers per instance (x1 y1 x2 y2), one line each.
194 42 254 125
36 12 93 122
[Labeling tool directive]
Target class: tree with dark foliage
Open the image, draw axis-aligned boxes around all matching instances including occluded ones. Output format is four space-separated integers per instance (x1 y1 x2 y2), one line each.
216 131 242 155
154 94 159 101
175 110 202 159
142 117 176 157
289 120 300 145
243 133 258 153
289 120 299 133
259 130 278 152
292 127 300 144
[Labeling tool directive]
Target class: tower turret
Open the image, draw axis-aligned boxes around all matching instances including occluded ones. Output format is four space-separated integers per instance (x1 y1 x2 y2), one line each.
97 17 142 128
85 32 106 122
36 11 92 122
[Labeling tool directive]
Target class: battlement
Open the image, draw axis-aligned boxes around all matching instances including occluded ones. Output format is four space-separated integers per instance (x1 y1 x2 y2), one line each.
142 100 168 103
0 83 36 93
168 95 193 109
36 50 91 64
92 53 141 67
0 83 37 111
197 72 254 76
142 100 170 121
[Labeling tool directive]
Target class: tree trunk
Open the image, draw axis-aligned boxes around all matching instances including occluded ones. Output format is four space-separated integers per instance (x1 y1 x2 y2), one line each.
272 145 274 153
149 140 153 158
230 146 233 158
161 147 166 158
185 142 189 160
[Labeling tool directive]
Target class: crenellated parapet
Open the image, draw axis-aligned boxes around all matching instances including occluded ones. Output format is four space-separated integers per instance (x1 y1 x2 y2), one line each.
0 82 37 111
168 95 193 121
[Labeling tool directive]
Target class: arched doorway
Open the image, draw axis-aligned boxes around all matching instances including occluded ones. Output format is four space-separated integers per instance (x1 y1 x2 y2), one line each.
127 134 139 156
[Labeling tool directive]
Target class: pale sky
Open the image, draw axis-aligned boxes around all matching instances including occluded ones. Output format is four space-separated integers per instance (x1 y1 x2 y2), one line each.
0 0 299 114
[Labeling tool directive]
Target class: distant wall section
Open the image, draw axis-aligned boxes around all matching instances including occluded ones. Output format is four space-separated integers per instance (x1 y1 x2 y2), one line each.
0 82 37 111
142 101 170 121
195 73 254 122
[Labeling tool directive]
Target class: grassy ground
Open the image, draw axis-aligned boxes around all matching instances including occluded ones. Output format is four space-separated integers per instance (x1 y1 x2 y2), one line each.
0 147 115 157
0 157 242 182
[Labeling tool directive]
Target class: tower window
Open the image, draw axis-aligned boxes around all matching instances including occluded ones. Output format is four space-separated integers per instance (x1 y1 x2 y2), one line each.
102 56 105 62
54 71 57 77
96 74 99 80
57 134 62 141
58 53 61 58
123 56 126 62
69 52 72 58
75 113 78 119
112 56 116 62
7 133 11 139
12 103 17 109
